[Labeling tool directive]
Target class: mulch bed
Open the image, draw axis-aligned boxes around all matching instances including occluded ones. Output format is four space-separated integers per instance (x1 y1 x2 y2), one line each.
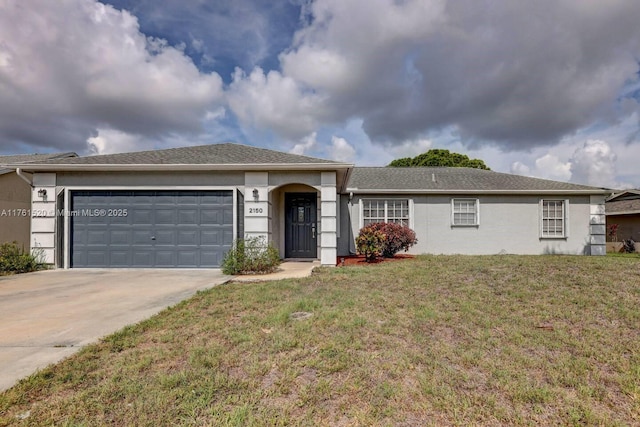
336 254 415 266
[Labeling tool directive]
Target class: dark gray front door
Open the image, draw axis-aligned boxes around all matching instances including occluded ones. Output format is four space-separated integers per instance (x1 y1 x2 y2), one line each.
285 193 317 258
70 190 233 268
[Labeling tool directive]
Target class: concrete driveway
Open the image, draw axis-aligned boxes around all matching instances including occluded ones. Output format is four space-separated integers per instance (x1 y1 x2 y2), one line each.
0 269 229 392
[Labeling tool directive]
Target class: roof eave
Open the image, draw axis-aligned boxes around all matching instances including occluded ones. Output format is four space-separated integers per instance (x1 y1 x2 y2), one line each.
606 210 640 216
345 188 609 195
6 162 354 172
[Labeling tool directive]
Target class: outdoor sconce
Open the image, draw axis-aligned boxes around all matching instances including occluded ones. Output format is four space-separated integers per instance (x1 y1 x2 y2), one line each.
253 188 259 201
37 188 47 200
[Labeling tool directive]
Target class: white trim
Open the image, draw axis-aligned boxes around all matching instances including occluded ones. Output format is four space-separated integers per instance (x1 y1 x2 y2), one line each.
540 199 568 239
63 185 237 191
359 197 412 228
451 198 480 227
12 163 353 172
62 186 238 269
63 188 70 269
565 198 570 238
348 189 608 195
409 198 415 230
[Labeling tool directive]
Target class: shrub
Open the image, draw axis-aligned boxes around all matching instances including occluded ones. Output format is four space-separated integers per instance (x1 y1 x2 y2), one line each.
222 237 281 275
356 223 418 262
369 222 418 258
622 238 636 253
608 224 619 242
355 225 386 262
0 242 45 274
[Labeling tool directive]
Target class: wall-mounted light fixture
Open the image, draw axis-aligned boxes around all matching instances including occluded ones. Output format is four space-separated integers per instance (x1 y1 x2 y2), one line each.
37 188 47 200
253 188 259 202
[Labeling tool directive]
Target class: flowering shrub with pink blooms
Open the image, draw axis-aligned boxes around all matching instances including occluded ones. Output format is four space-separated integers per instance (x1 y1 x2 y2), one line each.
356 222 418 262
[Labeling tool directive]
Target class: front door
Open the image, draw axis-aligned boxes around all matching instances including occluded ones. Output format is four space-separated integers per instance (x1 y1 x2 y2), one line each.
285 193 317 258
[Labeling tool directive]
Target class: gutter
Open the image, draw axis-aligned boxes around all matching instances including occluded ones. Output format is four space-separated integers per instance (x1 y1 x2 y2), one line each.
15 168 34 187
345 188 610 196
5 162 354 173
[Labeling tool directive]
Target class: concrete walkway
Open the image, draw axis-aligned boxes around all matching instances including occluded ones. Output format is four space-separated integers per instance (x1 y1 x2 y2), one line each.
231 260 320 282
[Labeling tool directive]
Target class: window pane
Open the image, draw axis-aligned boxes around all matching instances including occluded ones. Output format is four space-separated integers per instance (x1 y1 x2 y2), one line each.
453 199 477 225
542 200 564 237
363 199 409 226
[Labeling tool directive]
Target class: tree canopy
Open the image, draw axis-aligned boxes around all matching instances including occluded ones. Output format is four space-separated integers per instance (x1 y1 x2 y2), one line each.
388 149 490 170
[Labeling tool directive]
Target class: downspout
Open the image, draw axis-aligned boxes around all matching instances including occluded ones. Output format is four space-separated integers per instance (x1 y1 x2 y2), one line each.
348 191 356 255
15 168 34 187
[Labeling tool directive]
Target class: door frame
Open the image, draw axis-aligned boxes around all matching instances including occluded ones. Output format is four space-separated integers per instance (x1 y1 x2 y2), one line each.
63 186 237 269
284 192 318 259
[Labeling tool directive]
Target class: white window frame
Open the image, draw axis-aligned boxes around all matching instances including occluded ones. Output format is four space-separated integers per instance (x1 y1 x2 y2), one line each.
540 199 569 238
359 198 413 229
451 198 480 227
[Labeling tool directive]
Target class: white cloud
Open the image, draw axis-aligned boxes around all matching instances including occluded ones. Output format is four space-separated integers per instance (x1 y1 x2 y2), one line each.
329 136 356 162
387 138 433 159
510 161 531 177
290 132 318 155
87 128 146 155
534 154 572 182
0 0 224 153
227 67 326 140
569 140 621 188
509 139 632 188
231 0 640 152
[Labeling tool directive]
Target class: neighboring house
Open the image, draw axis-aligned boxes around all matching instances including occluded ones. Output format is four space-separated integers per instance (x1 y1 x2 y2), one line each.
606 190 640 249
6 143 608 269
0 153 77 250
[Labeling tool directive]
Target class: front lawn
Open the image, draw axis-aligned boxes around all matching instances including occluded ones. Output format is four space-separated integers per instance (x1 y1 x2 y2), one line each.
1 255 639 426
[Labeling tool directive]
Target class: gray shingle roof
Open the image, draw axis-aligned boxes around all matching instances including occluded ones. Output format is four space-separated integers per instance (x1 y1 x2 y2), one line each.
0 152 77 164
348 167 607 193
606 199 640 214
606 190 640 214
34 143 339 165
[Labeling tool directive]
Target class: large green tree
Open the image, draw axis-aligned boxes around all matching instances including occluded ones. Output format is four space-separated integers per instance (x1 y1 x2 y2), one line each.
388 149 490 170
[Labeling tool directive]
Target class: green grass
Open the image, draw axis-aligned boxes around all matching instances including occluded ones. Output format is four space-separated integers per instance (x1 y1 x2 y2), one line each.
1 255 639 426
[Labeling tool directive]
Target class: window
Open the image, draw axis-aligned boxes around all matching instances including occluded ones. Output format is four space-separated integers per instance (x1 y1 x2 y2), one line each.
362 199 410 227
452 199 479 226
541 199 567 238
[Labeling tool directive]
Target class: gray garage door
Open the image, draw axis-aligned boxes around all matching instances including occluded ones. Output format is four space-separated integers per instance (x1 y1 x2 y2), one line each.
70 190 233 268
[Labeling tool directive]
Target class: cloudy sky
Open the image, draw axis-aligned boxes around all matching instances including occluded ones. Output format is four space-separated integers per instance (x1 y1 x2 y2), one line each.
1 0 640 189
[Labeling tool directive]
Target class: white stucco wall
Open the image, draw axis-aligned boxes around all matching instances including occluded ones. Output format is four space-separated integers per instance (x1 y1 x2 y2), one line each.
339 194 598 256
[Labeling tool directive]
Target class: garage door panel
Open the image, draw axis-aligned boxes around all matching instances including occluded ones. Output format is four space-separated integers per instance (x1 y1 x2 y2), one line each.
155 209 177 224
200 251 221 267
200 209 221 224
132 210 153 224
133 230 153 244
201 230 221 245
86 251 108 266
71 190 233 268
132 251 153 266
155 230 176 245
177 230 198 245
177 251 197 266
179 210 198 224
110 251 131 266
110 230 131 245
155 251 177 266
87 230 108 244
110 215 130 225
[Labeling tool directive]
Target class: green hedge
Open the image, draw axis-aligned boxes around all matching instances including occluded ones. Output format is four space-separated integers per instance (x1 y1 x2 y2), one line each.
0 242 45 274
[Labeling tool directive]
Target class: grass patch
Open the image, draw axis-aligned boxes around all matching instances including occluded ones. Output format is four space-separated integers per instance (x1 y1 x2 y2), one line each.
1 255 639 426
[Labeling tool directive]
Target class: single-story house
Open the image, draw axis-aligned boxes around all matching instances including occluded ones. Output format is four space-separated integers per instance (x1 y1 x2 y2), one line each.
605 189 640 250
6 143 609 268
0 152 77 250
